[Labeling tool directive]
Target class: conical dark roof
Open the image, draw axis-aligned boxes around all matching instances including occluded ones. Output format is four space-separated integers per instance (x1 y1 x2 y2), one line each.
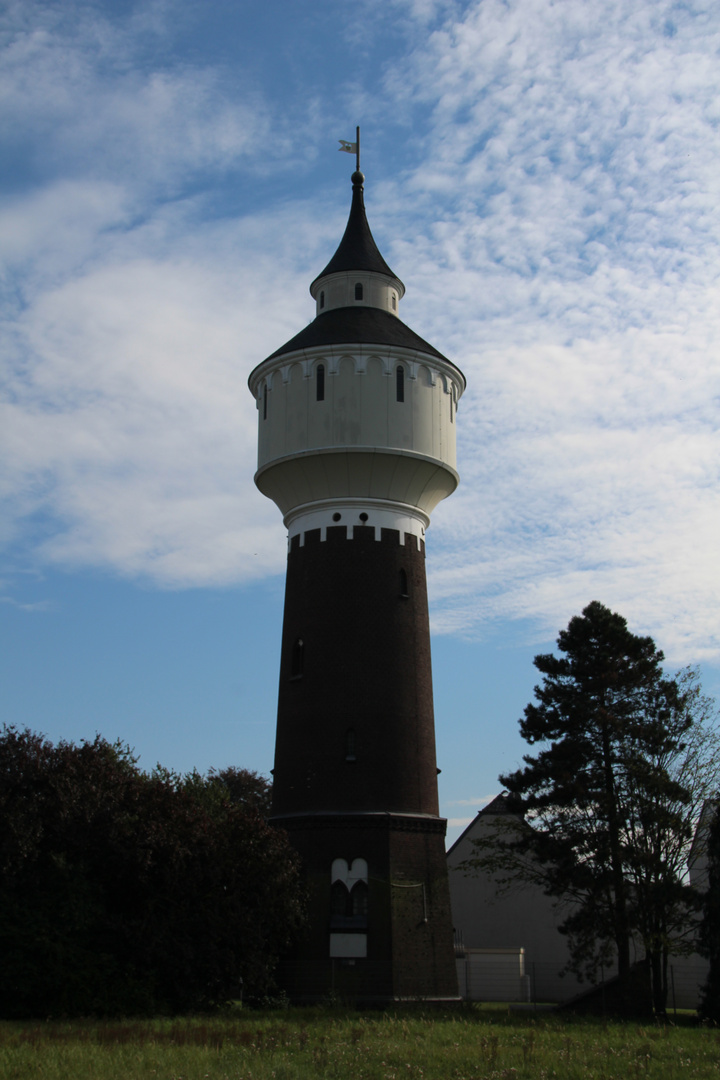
310 170 403 289
249 169 465 380
265 306 449 363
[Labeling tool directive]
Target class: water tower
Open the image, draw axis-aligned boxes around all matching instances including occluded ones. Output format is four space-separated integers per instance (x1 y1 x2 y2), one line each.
248 152 465 1001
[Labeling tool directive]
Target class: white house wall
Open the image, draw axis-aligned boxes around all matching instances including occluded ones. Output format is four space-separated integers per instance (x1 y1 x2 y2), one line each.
447 808 587 1003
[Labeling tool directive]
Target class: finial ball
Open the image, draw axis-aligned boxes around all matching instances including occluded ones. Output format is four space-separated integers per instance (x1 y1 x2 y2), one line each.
351 170 365 186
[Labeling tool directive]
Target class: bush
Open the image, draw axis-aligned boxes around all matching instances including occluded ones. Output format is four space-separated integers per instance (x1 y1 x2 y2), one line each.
0 727 305 1017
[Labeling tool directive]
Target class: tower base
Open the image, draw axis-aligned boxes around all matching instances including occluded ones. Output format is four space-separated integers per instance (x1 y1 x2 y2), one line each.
273 812 460 1004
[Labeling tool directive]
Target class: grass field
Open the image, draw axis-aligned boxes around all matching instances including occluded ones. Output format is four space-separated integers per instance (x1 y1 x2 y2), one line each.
1 1006 719 1080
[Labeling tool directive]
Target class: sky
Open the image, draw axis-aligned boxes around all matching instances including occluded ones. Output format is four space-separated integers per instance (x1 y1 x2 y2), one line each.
1 0 719 847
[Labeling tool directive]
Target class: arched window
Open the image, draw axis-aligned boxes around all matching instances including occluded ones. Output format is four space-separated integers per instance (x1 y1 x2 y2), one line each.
399 569 409 598
350 880 369 918
391 293 396 311
450 387 455 423
396 365 405 403
331 880 350 917
316 364 325 401
330 862 368 928
291 637 304 679
263 382 268 420
354 282 363 301
320 290 325 309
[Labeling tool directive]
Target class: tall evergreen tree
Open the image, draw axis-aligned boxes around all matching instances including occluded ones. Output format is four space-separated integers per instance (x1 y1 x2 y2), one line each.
465 602 719 1016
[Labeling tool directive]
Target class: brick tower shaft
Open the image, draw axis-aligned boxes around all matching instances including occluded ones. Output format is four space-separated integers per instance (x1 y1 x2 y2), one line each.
273 525 437 819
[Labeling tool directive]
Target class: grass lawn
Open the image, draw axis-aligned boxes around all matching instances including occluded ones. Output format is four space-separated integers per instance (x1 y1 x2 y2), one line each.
1 1006 719 1080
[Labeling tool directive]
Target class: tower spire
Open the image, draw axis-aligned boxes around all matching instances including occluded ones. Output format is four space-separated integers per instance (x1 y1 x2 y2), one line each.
311 161 401 288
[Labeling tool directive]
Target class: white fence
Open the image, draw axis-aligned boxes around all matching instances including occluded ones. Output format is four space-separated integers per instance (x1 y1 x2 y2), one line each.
455 949 710 1011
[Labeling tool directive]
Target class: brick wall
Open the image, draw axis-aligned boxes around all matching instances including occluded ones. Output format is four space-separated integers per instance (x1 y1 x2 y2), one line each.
270 525 457 1000
272 526 438 817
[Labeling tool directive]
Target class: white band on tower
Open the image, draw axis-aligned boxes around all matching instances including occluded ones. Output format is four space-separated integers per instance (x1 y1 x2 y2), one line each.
285 499 429 546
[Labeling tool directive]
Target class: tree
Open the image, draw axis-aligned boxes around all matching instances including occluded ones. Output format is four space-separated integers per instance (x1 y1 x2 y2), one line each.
182 765 273 817
462 602 720 1017
624 667 720 1013
0 727 305 1017
699 802 720 1022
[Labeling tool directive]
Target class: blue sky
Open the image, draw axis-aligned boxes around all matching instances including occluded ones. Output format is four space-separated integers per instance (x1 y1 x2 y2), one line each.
2 0 719 845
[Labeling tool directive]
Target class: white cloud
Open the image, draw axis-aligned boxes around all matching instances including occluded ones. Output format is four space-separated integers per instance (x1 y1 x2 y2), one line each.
447 817 474 829
0 596 53 613
0 1 340 589
372 0 720 664
1 0 719 671
0 0 278 196
0 190 336 586
447 795 496 807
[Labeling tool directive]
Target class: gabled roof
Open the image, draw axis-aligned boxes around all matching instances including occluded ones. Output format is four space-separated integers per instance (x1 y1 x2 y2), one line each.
310 170 402 288
446 793 524 858
482 792 523 816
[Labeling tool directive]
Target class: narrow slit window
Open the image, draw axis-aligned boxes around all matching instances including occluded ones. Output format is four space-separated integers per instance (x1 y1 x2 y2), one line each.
291 637 304 679
354 282 363 301
450 388 455 423
346 728 356 761
316 364 325 401
320 290 325 309
399 569 409 598
396 365 405 402
391 293 396 310
263 383 268 420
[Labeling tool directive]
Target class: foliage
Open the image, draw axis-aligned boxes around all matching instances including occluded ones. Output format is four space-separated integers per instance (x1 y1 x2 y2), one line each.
209 765 274 816
0 727 305 1018
699 801 720 1022
1 1009 720 1080
179 764 273 817
462 602 720 1017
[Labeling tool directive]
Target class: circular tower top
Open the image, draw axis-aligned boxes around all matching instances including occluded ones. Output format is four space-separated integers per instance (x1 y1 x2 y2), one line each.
248 167 466 546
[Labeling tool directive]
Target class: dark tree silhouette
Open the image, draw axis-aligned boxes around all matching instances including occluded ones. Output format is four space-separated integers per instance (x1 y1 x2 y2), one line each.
0 727 304 1017
463 603 719 1017
699 802 720 1022
208 766 273 816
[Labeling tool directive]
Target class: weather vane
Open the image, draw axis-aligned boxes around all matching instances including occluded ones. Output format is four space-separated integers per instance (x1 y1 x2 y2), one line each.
338 126 360 172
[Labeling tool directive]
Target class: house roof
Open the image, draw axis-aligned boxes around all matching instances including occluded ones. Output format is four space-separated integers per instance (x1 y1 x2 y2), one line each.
446 792 523 858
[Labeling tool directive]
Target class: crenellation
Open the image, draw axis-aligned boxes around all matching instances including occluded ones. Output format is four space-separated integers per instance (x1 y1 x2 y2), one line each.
326 524 347 543
285 524 429 552
251 347 463 401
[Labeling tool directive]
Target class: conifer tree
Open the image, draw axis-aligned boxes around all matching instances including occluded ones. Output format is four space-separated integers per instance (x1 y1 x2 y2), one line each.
467 602 719 1016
